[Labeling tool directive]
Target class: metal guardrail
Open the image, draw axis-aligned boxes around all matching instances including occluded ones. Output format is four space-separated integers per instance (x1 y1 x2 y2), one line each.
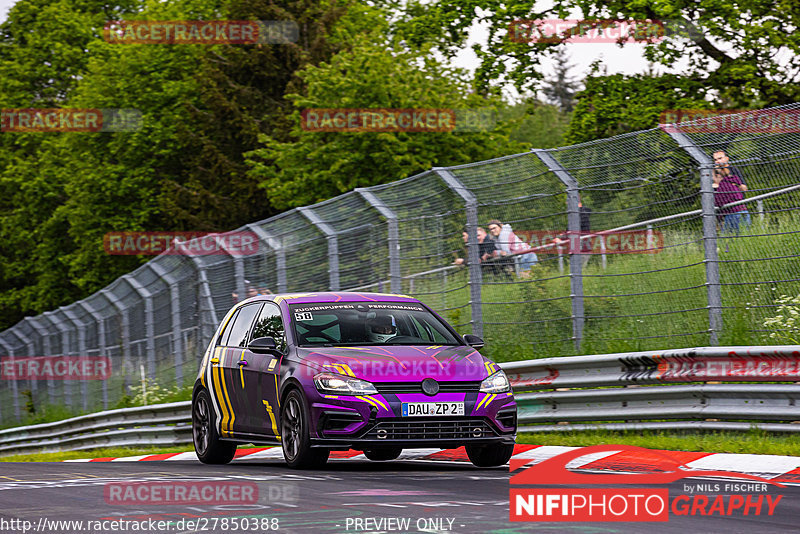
1 346 799 456
0 401 191 456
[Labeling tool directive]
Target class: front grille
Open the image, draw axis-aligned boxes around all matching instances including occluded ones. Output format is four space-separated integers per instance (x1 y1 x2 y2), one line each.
364 418 496 440
374 381 481 394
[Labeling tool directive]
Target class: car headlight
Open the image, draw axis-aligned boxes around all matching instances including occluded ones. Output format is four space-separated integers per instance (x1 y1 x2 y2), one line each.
314 372 378 395
480 370 510 393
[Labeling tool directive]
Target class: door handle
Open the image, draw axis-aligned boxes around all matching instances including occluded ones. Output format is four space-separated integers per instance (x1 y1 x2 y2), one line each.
237 360 248 366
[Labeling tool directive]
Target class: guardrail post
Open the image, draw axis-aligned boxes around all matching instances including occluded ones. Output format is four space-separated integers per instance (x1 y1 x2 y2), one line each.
61 306 89 412
533 150 584 351
43 310 74 411
123 275 157 379
356 188 402 294
757 199 764 222
298 206 340 291
247 224 287 293
102 288 132 391
78 301 109 409
27 317 56 407
0 335 21 421
665 130 723 344
434 168 483 338
146 263 183 389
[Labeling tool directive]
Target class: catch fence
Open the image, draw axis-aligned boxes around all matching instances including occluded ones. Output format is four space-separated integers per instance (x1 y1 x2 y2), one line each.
1 105 800 424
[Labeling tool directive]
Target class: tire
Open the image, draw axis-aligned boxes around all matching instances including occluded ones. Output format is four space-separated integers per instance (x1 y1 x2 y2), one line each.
193 389 236 464
466 443 515 467
281 389 329 469
364 448 402 461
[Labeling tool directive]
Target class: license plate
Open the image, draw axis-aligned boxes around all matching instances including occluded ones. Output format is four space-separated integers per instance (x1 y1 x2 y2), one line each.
401 402 465 417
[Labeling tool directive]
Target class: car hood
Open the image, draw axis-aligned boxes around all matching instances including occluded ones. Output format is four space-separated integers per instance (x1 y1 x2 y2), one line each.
295 345 494 383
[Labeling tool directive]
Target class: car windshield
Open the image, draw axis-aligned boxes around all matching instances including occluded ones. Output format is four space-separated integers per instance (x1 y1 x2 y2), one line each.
289 302 461 347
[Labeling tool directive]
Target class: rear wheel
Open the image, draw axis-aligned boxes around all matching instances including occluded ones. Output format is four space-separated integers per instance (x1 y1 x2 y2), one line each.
364 448 402 461
193 389 236 464
466 443 514 467
281 389 329 469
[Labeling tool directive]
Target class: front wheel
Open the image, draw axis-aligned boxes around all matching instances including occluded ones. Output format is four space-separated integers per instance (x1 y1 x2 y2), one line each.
281 389 329 469
466 443 514 467
364 448 402 461
193 389 236 464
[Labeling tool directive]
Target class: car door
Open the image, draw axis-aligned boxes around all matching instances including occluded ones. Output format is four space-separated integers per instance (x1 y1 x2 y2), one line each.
217 302 262 436
244 302 287 438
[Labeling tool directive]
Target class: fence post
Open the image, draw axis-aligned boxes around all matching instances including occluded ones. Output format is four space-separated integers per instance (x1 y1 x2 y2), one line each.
181 252 219 348
123 275 157 379
0 336 18 421
60 306 90 412
147 262 183 389
757 199 765 222
11 327 37 411
247 224 287 293
102 288 132 391
533 150 584 351
44 310 74 411
27 317 56 407
356 188 402 294
665 130 723 344
433 168 483 338
298 206 340 291
215 235 246 303
77 300 109 409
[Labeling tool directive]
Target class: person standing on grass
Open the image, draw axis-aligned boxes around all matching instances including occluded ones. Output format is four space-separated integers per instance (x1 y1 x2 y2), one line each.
713 149 750 228
713 168 747 234
487 219 538 272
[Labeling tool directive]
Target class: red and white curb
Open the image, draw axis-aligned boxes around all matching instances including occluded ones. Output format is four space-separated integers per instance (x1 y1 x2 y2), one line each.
63 444 800 484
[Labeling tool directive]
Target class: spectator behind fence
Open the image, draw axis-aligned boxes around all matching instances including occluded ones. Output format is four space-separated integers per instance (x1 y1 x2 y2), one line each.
487 219 537 272
713 149 750 227
552 198 592 267
453 227 500 273
713 167 747 234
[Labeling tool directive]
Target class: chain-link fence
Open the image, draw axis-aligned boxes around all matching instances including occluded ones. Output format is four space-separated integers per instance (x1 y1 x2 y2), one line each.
2 105 799 425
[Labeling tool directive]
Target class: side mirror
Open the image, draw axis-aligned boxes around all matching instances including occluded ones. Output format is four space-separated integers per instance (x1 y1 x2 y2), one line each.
248 336 279 354
463 334 484 350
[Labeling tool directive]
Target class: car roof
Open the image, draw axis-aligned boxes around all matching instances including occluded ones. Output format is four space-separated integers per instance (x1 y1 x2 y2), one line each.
240 291 421 307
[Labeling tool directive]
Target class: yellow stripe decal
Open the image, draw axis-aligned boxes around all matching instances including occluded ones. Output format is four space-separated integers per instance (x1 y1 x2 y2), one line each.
219 350 235 435
475 393 490 411
262 400 279 437
238 350 246 389
365 395 387 411
357 396 380 410
210 349 228 436
275 374 280 406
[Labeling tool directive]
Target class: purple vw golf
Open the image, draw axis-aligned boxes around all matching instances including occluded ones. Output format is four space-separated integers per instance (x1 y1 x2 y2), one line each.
192 292 516 468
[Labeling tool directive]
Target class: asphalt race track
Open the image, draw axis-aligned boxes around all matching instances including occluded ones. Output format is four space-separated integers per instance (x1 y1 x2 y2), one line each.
0 457 799 534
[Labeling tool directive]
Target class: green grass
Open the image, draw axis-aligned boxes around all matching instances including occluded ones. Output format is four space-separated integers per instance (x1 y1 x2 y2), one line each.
0 444 195 462
518 429 800 457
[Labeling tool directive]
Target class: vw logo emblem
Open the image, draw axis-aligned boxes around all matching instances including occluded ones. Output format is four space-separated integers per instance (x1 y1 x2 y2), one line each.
421 378 439 396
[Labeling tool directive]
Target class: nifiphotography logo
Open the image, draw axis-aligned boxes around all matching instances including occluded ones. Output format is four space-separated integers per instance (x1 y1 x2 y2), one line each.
510 444 785 522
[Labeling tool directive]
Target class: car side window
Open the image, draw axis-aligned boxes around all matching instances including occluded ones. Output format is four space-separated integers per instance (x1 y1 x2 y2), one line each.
250 303 287 352
225 304 262 348
218 309 239 346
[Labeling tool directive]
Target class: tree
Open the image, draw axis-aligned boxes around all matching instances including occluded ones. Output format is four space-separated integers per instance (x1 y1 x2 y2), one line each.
245 38 525 210
541 49 579 112
386 0 800 107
